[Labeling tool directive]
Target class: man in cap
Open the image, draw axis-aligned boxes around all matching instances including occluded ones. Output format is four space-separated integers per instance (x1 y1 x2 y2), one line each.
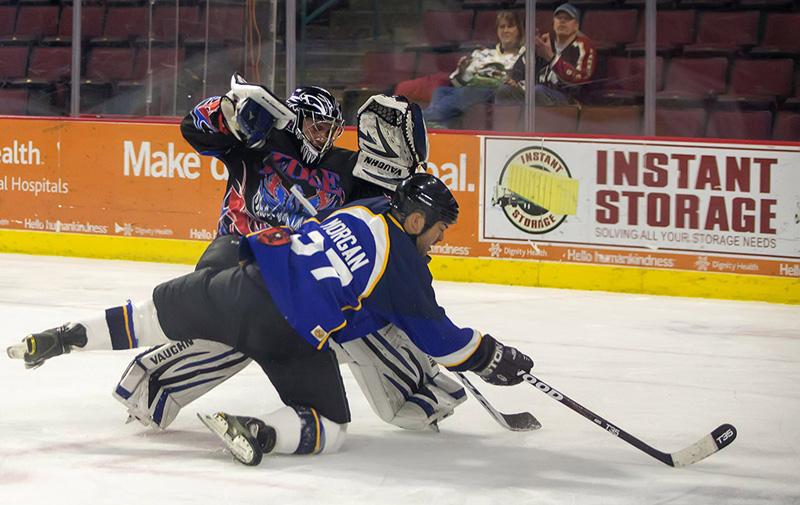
498 3 597 106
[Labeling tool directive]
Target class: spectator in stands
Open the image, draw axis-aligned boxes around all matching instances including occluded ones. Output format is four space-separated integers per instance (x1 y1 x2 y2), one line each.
497 3 596 106
414 10 525 128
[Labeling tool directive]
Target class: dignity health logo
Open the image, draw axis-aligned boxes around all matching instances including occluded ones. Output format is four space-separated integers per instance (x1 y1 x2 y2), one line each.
0 140 42 166
492 146 579 234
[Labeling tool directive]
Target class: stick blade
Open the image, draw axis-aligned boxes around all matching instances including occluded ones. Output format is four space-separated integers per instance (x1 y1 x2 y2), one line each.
670 423 737 468
500 412 542 432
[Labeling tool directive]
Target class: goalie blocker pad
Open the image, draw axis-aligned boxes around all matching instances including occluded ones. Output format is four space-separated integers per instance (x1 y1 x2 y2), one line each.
353 94 429 190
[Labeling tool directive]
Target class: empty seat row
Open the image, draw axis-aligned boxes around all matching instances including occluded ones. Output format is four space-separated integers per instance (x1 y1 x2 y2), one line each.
463 0 798 9
602 56 797 106
459 103 800 141
0 4 245 43
0 46 186 83
435 7 800 56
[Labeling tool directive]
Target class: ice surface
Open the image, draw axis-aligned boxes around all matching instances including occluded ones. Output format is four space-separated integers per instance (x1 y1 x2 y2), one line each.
0 253 798 505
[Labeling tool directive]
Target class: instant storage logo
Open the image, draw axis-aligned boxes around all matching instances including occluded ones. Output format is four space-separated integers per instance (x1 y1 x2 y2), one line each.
492 146 579 235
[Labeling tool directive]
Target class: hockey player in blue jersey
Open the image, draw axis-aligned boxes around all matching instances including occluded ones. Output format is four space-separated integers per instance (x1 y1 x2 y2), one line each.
12 76 467 434
8 173 533 466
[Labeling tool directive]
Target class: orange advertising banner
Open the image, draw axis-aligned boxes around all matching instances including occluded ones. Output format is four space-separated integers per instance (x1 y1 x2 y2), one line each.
0 118 225 241
0 117 797 281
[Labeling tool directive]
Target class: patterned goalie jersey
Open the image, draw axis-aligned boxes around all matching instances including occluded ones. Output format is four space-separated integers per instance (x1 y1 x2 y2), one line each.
241 197 483 370
181 96 382 234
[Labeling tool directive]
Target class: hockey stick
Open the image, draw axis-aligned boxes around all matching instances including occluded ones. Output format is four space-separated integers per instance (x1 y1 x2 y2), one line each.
454 372 541 432
515 369 737 467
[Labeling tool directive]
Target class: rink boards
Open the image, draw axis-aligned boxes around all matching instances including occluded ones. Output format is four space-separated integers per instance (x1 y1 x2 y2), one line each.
0 117 797 304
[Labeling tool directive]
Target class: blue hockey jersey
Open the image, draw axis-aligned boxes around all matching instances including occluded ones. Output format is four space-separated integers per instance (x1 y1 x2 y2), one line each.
240 197 482 369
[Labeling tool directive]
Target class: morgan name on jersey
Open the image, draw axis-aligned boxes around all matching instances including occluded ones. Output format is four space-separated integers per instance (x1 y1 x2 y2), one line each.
242 204 389 350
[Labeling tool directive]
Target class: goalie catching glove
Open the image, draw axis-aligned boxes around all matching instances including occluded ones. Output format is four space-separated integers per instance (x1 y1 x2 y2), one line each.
354 94 429 190
474 334 533 386
221 73 295 149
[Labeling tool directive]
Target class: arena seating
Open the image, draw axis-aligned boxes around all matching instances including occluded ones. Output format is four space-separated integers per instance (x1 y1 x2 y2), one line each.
0 0 796 140
0 46 30 82
0 88 28 115
655 107 706 137
773 110 800 140
9 5 59 42
683 11 759 56
52 5 105 42
707 110 772 140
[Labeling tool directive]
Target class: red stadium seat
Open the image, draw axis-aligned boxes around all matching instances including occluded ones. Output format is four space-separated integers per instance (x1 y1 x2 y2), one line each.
415 52 463 77
205 6 245 43
472 10 501 45
462 103 490 130
537 105 579 134
706 110 772 140
0 88 28 115
12 5 59 40
739 0 794 7
492 104 522 132
0 6 16 38
772 111 800 141
578 106 642 136
535 10 555 37
684 11 760 56
0 46 30 81
657 57 728 103
753 13 800 54
602 56 664 98
86 47 137 81
360 52 416 87
99 6 148 40
655 108 707 138
421 10 473 46
27 46 72 82
152 5 203 41
717 58 793 108
581 10 639 52
132 47 185 81
627 10 697 53
622 0 672 5
57 6 106 40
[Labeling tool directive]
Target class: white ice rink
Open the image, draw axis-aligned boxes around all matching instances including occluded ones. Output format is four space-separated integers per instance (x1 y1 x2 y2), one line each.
0 253 798 505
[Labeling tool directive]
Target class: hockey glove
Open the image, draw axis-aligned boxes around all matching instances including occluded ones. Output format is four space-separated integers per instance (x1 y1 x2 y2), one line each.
354 94 428 191
222 73 295 149
475 334 533 386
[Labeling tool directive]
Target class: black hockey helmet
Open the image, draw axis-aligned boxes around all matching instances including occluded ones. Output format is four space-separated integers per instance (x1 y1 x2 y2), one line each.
390 173 459 233
286 86 345 163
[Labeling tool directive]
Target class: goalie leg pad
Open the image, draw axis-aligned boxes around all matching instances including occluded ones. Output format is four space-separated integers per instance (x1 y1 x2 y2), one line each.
336 324 466 431
113 339 251 429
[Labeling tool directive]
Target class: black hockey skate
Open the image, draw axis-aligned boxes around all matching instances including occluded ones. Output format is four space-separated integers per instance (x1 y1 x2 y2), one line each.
198 412 276 466
6 323 87 369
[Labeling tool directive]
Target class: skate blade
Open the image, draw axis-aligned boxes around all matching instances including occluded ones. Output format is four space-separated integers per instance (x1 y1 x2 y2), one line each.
7 343 25 360
197 413 261 466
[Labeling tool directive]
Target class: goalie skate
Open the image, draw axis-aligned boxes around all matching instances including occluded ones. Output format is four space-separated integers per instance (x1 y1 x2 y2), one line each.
198 412 275 466
6 323 87 369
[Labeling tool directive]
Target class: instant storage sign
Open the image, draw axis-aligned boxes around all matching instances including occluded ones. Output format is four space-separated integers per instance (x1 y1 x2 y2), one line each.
482 136 800 278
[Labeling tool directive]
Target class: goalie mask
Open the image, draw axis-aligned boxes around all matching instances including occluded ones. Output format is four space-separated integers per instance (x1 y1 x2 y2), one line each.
286 86 345 164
